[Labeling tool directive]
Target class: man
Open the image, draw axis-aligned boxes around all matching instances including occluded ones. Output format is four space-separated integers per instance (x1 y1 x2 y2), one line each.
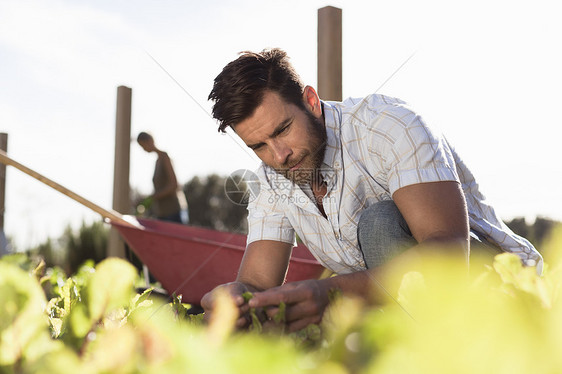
137 132 188 224
202 48 542 332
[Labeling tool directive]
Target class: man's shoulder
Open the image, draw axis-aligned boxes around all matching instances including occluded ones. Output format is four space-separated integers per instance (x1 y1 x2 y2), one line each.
330 94 416 131
328 93 408 111
326 94 412 127
356 94 410 116
157 151 171 160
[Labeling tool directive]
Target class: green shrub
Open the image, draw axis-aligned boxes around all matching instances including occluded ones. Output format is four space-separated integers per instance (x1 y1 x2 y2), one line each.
1 225 561 373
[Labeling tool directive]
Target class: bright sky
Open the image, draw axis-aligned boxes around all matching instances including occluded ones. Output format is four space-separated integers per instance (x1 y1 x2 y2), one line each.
1 0 561 250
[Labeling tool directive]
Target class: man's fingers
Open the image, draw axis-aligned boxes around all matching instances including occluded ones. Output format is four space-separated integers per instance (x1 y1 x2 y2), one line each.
235 315 250 328
249 287 302 308
264 306 280 319
239 303 250 314
201 282 255 328
287 316 321 333
200 292 213 311
264 302 313 322
283 302 320 322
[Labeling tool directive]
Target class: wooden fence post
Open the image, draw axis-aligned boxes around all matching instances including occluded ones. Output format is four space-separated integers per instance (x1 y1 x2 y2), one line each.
107 86 132 258
0 133 8 256
318 6 342 101
0 133 7 231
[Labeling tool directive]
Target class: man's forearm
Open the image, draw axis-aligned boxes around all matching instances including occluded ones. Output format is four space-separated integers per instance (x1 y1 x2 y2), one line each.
232 279 263 293
321 267 402 305
235 240 294 291
321 241 465 304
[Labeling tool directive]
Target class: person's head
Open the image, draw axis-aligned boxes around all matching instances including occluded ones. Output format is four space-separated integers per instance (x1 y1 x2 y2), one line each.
209 49 327 185
137 132 156 153
228 87 327 185
208 48 307 134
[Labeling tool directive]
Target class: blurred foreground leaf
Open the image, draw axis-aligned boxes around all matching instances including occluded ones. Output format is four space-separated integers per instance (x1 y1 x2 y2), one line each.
85 258 137 322
0 262 51 366
1 224 562 373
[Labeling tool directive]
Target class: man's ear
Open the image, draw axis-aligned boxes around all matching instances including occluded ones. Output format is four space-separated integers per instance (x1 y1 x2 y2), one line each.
302 86 322 119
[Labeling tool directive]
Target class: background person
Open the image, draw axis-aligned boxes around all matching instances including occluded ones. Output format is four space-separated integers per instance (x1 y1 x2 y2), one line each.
137 132 188 224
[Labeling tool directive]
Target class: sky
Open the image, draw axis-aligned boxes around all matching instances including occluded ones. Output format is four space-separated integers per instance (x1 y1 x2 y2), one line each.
1 0 561 250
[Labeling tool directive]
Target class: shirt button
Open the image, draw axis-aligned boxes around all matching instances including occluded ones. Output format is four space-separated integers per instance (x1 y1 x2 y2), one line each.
335 234 340 240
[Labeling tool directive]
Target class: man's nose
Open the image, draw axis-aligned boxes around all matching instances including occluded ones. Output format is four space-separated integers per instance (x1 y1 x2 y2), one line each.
270 139 292 166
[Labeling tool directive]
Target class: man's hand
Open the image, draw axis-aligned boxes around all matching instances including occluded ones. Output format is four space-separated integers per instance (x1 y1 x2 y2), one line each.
248 279 332 332
201 240 295 330
201 281 255 328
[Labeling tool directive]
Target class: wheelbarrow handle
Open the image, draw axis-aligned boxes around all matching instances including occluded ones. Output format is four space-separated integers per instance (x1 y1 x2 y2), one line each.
0 149 136 228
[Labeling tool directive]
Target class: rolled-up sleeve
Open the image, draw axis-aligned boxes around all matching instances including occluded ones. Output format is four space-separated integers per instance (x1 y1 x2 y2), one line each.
371 106 460 195
246 172 296 246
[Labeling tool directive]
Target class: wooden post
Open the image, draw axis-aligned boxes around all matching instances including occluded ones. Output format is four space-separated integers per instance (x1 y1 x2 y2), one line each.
0 133 7 231
0 133 8 256
318 6 342 101
107 86 132 258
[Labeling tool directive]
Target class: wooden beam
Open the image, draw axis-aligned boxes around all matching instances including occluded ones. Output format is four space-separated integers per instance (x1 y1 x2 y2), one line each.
107 86 132 258
0 133 7 230
318 6 342 101
0 149 136 227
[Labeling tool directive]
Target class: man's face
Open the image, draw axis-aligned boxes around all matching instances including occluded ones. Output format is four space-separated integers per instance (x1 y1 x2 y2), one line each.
234 89 327 185
138 139 154 153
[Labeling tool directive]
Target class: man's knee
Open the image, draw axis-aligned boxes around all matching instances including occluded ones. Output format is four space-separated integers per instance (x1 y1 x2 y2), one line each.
357 200 416 269
358 200 412 239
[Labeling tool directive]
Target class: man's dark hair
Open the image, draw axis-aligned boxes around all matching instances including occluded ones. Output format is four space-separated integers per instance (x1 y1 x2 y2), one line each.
137 132 153 142
208 48 306 133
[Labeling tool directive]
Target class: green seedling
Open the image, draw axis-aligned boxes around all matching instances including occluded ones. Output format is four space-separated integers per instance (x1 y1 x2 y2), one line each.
241 291 262 332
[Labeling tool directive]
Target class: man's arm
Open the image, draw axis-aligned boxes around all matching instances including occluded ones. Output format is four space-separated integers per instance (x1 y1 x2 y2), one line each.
392 180 469 250
200 239 293 326
249 180 470 331
236 240 294 289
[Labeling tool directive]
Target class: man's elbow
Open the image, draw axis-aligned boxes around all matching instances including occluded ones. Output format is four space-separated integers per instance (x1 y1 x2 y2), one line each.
418 231 469 252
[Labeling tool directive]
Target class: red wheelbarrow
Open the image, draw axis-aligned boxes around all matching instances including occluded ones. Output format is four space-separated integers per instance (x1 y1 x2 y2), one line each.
0 150 326 304
111 218 324 304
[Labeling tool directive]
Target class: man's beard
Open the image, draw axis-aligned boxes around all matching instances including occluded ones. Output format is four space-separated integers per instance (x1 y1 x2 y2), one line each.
277 112 327 186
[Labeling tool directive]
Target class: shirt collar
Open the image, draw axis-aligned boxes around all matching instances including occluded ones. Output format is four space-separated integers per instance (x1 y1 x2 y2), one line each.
320 101 343 190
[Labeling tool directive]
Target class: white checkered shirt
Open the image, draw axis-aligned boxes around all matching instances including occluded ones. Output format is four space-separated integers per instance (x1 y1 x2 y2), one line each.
246 94 543 274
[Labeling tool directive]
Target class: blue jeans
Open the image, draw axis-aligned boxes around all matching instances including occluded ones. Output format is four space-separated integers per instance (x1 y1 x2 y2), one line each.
157 211 183 224
357 200 416 269
357 200 500 269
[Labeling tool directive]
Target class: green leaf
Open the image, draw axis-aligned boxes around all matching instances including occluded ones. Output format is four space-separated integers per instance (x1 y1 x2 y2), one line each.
187 313 205 325
85 258 137 322
49 317 63 338
170 293 189 320
493 252 524 284
273 301 286 325
132 287 155 309
493 252 553 307
249 309 263 333
69 303 91 339
29 351 85 374
82 326 139 373
0 262 48 366
241 291 254 303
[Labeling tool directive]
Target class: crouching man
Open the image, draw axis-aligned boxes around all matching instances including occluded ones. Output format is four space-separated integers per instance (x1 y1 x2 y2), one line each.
201 48 542 331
